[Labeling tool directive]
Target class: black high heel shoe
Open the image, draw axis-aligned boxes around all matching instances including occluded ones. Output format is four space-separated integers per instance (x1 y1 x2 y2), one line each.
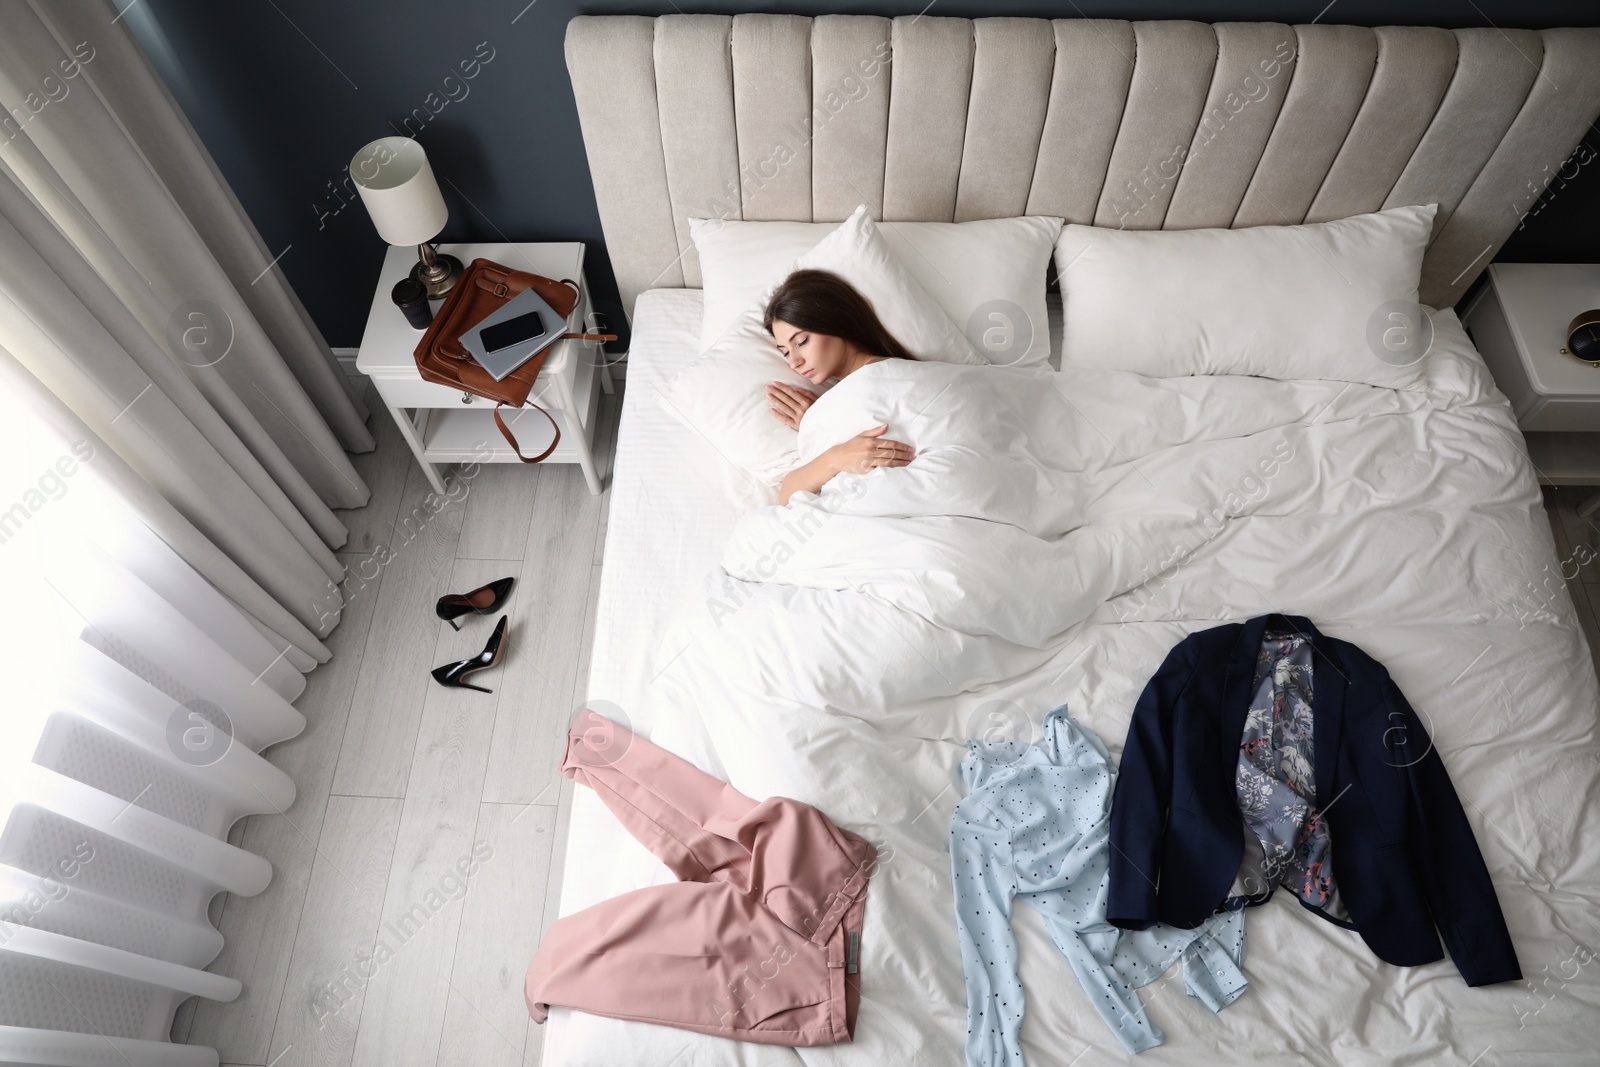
436 576 514 630
430 615 509 693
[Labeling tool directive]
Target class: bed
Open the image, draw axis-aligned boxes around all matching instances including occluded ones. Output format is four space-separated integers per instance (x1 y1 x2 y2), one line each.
548 14 1600 1066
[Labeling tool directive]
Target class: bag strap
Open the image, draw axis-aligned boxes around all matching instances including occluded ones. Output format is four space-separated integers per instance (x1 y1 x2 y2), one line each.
554 278 618 344
493 402 561 463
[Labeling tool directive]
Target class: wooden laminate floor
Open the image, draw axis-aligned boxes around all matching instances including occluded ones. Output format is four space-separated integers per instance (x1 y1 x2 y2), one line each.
176 382 1600 1067
174 377 621 1067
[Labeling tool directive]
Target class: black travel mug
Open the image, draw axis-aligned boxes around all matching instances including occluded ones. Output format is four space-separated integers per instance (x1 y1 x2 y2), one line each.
392 276 433 329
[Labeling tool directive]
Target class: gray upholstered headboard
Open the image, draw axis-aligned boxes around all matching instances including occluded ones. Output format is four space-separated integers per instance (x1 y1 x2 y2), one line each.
564 15 1600 322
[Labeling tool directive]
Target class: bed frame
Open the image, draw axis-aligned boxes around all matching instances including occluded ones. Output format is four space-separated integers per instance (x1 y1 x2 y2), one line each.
564 15 1600 320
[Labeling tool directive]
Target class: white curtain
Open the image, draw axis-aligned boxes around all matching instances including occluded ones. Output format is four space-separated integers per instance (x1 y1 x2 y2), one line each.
0 0 377 661
0 346 301 1066
0 1 389 1063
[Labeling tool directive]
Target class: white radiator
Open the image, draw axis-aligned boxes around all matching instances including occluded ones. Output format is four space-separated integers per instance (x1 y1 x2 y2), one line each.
0 444 309 1067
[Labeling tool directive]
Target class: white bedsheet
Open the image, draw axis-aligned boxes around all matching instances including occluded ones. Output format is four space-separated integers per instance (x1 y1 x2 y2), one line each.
546 288 1600 1067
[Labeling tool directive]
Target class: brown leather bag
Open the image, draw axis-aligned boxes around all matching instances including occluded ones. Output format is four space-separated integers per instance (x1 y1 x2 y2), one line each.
413 258 616 462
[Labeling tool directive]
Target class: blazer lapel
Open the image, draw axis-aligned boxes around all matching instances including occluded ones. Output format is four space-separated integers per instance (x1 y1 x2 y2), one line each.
1310 630 1346 811
1220 614 1270 758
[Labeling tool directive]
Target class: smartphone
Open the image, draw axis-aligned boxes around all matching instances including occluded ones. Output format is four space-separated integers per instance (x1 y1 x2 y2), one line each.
479 310 547 354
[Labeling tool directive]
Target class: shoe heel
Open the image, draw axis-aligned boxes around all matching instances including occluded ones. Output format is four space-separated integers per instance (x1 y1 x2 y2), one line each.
430 617 509 693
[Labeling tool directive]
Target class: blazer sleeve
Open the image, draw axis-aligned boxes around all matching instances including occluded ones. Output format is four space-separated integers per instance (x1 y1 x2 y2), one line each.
1382 673 1522 986
1107 635 1198 930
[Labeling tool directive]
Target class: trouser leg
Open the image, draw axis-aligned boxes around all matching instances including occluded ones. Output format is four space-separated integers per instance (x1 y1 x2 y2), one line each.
533 710 872 1045
562 708 757 882
525 879 845 1045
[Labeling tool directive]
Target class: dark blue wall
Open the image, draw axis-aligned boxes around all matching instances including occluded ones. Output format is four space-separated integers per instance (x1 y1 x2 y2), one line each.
127 2 1600 350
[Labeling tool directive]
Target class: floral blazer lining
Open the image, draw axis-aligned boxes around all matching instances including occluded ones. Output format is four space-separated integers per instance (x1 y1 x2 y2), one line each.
1222 631 1350 922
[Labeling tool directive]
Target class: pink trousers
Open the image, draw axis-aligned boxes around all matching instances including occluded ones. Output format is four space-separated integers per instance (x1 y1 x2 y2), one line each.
525 711 876 1046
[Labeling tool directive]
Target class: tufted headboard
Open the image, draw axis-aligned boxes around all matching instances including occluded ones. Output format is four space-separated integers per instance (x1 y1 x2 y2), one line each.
564 15 1600 323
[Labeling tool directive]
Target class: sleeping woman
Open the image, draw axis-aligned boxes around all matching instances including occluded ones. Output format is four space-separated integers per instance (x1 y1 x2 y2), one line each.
762 269 918 505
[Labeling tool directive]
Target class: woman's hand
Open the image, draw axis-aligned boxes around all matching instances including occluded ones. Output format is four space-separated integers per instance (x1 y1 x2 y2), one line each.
767 382 819 430
824 424 915 475
777 424 915 505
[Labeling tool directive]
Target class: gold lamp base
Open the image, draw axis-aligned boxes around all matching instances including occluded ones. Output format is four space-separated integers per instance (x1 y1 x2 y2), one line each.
412 243 463 298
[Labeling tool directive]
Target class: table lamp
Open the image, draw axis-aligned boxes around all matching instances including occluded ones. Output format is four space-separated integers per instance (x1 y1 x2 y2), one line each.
350 136 462 297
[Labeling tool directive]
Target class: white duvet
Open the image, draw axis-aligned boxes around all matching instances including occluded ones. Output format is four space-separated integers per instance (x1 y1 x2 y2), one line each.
548 307 1600 1067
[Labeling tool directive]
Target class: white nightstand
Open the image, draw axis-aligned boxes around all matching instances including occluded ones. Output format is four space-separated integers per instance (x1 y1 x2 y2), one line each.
1462 263 1600 515
355 242 614 495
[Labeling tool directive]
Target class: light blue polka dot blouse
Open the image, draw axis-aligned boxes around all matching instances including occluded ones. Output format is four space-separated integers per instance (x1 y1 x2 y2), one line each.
950 706 1248 1062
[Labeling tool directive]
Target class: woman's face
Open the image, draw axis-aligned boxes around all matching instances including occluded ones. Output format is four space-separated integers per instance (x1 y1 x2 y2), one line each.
770 320 851 384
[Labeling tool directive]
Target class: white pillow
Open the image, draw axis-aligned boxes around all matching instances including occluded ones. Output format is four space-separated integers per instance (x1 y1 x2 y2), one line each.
691 213 1063 368
1053 204 1439 388
658 206 980 485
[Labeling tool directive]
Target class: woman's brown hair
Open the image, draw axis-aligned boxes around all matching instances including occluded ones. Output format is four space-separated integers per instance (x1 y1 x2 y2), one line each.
762 269 919 362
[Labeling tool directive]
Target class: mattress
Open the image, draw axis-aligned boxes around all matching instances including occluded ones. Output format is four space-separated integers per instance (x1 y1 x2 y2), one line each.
545 287 1600 1066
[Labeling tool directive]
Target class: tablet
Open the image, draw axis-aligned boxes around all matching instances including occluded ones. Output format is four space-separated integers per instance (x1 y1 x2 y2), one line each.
460 286 566 381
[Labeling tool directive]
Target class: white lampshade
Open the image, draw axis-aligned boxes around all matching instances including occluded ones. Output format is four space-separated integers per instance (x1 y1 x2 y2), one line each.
350 136 448 246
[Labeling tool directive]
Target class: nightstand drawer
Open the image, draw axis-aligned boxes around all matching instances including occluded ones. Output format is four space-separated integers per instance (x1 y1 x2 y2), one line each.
366 349 574 410
1521 395 1600 433
367 373 496 410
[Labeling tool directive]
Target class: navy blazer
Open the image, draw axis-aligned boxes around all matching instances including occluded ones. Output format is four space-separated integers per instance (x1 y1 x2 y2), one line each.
1107 614 1520 987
